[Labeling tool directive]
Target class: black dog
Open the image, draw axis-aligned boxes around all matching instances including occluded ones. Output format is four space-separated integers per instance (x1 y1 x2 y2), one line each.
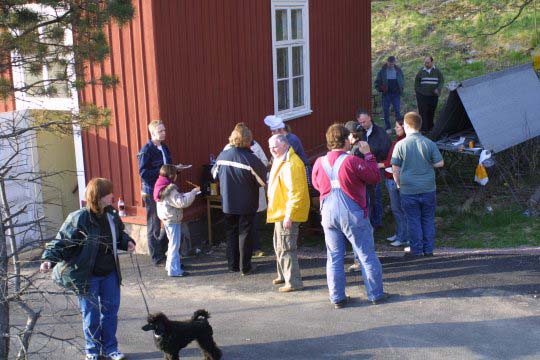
142 310 222 360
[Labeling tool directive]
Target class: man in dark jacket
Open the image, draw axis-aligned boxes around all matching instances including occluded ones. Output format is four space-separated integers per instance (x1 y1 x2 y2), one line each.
414 56 444 132
212 123 266 275
356 109 390 229
374 56 405 132
138 120 172 265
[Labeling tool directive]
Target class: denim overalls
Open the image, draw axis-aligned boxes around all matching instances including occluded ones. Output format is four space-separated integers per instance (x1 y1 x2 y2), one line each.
320 153 384 303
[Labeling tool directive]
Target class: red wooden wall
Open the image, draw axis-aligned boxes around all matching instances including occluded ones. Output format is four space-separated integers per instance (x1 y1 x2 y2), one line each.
82 0 372 219
0 65 15 112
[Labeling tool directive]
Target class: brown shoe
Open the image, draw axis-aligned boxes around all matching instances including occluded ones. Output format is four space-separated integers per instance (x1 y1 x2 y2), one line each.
272 278 285 285
278 285 303 293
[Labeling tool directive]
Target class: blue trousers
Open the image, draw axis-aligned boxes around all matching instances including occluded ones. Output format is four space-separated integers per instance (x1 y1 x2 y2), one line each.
368 182 383 228
385 179 407 243
321 190 384 303
382 92 401 130
164 223 184 276
144 196 168 264
78 271 120 356
400 191 437 255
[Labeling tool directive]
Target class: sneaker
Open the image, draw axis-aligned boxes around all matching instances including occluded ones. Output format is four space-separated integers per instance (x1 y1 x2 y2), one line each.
272 278 285 285
108 351 126 360
347 263 360 272
85 355 99 360
333 296 350 309
253 250 266 257
386 234 397 242
241 264 257 276
390 240 405 247
278 285 303 293
170 271 190 277
404 246 411 253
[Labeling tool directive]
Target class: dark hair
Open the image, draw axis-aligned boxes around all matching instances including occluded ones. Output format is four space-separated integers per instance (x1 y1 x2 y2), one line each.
387 56 396 63
326 123 349 150
404 111 422 130
85 178 113 215
425 56 434 62
355 108 370 119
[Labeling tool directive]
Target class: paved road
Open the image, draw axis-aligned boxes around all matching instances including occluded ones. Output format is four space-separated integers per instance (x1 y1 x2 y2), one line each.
23 249 540 359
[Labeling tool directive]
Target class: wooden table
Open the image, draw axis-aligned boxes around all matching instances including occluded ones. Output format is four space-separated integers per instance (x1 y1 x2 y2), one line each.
206 195 222 245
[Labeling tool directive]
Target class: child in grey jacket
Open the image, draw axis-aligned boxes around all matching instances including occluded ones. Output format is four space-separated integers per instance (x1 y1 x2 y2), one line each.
154 164 199 277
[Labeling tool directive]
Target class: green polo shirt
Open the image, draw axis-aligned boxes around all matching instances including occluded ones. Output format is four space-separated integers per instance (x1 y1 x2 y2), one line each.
391 132 443 195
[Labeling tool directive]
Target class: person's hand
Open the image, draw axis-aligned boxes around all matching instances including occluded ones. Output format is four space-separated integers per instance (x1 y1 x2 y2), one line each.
377 162 385 169
127 241 136 253
40 261 51 273
283 217 292 230
434 88 440 96
192 187 201 194
358 141 371 155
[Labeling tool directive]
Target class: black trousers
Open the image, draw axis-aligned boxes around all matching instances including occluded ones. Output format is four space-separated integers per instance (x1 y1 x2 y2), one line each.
224 213 255 273
416 92 439 132
144 195 169 264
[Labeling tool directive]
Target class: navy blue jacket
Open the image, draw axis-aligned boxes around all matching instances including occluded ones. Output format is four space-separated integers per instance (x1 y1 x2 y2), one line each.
212 147 266 215
138 140 172 195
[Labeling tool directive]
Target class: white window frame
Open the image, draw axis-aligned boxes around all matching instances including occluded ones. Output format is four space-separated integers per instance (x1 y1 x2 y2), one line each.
271 0 312 120
10 4 78 112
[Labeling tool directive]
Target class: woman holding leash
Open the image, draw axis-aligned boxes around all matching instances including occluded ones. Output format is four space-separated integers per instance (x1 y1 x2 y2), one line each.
40 177 136 360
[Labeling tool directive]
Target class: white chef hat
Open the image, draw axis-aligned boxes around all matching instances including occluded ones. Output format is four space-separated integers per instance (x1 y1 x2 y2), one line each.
263 115 285 131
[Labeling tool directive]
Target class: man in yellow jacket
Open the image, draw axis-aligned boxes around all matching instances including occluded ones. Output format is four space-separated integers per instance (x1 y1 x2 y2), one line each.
267 134 310 292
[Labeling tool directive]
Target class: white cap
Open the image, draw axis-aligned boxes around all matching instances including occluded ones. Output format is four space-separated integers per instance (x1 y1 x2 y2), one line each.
264 115 285 131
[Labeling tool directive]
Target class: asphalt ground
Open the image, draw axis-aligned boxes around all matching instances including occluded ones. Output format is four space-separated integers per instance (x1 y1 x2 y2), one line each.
15 247 540 359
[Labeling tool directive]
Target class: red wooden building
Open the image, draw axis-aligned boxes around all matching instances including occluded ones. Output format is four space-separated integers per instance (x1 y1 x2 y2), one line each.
22 0 373 220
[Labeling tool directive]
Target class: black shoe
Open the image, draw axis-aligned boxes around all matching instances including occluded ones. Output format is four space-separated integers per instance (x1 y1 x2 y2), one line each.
170 271 189 277
154 258 166 267
241 264 257 276
423 253 434 257
371 292 391 305
228 268 240 273
333 296 350 309
402 253 423 260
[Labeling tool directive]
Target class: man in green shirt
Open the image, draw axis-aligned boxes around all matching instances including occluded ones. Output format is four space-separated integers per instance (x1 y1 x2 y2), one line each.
391 112 444 258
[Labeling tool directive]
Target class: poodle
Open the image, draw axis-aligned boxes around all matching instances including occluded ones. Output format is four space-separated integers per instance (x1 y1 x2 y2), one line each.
142 310 222 360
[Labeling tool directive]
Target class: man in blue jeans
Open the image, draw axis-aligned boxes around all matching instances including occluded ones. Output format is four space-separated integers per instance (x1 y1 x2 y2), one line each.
391 112 444 258
374 56 404 132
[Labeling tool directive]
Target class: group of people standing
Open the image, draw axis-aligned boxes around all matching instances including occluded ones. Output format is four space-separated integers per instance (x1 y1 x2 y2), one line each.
39 68 446 357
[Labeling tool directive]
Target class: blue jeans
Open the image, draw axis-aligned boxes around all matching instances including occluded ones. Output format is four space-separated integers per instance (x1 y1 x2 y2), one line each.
144 196 168 264
400 191 437 255
164 223 184 276
368 183 383 228
385 179 407 243
321 189 384 303
382 92 401 130
78 271 121 356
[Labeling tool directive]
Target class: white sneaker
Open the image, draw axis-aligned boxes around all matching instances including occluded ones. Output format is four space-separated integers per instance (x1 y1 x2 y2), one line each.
85 355 99 360
390 240 404 247
404 246 411 253
386 234 397 241
108 351 126 360
347 263 361 272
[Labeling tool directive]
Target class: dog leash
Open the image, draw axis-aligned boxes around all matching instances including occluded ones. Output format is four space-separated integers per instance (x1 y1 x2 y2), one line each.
129 252 151 315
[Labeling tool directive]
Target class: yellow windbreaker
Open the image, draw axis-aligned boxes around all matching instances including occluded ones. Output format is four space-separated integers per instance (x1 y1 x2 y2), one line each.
266 147 310 223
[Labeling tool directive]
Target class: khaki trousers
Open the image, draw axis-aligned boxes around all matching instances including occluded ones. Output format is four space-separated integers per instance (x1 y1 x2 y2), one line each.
273 221 303 288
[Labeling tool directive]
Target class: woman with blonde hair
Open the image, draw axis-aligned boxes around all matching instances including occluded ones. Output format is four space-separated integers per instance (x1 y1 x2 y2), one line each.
40 178 135 360
154 164 200 277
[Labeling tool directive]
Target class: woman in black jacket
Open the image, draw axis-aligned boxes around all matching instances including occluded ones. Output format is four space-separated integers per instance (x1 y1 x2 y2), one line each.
41 178 135 360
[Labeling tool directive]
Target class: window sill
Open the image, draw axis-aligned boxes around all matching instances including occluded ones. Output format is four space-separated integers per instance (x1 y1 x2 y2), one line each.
279 109 313 121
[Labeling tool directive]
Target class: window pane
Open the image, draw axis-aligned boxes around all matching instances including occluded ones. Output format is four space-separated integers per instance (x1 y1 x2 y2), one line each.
292 46 303 76
278 79 290 111
293 77 304 107
277 48 288 79
47 61 70 98
275 10 288 41
291 9 303 39
24 63 45 96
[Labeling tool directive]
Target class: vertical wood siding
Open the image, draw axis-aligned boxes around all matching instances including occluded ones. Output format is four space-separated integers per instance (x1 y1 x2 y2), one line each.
80 0 160 216
82 0 371 218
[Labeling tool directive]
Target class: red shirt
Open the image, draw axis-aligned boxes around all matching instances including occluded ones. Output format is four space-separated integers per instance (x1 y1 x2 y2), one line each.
312 150 380 214
383 135 405 179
